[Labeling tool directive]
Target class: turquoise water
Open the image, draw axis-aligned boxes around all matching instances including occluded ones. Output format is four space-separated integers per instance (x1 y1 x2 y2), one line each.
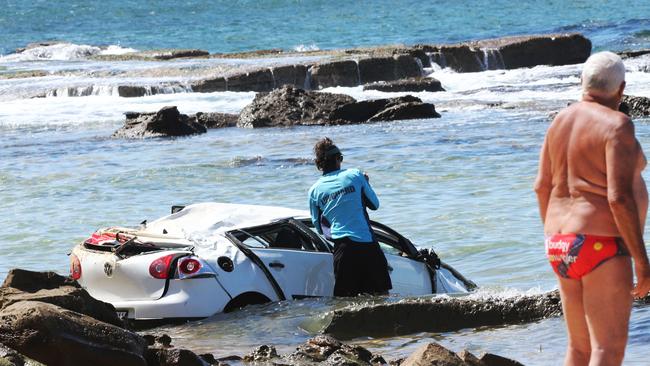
1 0 650 54
1 1 650 364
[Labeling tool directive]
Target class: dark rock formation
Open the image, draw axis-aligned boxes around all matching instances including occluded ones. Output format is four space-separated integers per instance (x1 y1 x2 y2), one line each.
243 345 279 362
617 49 650 59
238 86 440 128
192 112 239 128
472 33 592 70
271 64 309 89
368 100 440 121
0 343 27 366
0 269 122 327
329 95 438 122
227 69 274 92
145 348 207 366
237 85 355 127
324 290 562 339
620 95 650 118
191 77 227 93
309 60 360 89
0 301 147 366
358 57 396 84
287 335 375 365
424 33 591 72
363 77 444 92
113 106 207 138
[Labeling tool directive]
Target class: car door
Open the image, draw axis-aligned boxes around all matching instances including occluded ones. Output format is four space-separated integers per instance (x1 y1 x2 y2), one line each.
234 220 335 299
372 223 433 296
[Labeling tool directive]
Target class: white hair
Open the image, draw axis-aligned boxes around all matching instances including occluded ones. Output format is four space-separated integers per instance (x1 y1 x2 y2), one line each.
581 51 625 96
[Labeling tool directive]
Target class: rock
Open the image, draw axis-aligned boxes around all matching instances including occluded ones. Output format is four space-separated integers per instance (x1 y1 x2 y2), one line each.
401 343 464 366
620 95 650 118
227 69 274 92
238 86 440 127
309 60 360 89
137 49 209 60
394 54 423 79
118 85 148 98
191 112 238 129
0 286 123 328
191 77 227 93
617 49 650 59
2 268 78 292
243 345 279 362
324 290 562 339
368 101 440 121
112 106 207 138
457 350 483 366
478 353 524 366
329 95 417 122
359 57 396 84
271 64 309 89
363 77 444 92
0 343 27 366
14 41 65 53
436 45 484 73
330 95 438 122
289 335 374 365
0 301 147 366
472 33 591 69
237 85 355 127
145 347 206 366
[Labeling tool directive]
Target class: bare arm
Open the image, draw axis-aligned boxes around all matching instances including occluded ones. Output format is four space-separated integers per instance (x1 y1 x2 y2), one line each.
606 118 650 297
534 133 552 225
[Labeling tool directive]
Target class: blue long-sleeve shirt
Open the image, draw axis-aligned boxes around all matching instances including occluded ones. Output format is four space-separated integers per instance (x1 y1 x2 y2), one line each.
308 168 379 242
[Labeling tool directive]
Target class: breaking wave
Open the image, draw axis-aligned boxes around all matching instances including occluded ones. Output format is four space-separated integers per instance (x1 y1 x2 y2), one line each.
0 43 138 62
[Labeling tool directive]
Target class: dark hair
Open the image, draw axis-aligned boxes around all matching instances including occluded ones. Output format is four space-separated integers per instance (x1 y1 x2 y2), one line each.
314 137 342 172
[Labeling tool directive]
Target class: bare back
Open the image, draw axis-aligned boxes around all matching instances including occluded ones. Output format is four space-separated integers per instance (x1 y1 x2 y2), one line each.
541 101 647 236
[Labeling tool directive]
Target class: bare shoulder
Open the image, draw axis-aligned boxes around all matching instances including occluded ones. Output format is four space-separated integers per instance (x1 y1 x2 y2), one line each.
606 112 635 143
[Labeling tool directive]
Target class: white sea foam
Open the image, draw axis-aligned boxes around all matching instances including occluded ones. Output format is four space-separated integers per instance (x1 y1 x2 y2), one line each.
293 43 320 52
0 91 255 127
0 43 138 62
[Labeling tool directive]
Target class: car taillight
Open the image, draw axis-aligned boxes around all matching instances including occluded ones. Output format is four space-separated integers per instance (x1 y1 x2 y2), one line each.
70 254 82 280
179 258 201 275
149 254 174 279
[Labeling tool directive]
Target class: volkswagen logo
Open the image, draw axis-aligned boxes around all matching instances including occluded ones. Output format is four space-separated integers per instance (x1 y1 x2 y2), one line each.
104 262 113 277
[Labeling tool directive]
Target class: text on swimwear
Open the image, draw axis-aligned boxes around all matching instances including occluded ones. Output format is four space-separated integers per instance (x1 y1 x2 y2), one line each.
321 185 356 205
545 239 572 252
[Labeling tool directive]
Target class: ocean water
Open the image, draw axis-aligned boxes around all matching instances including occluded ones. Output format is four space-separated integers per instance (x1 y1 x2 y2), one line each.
1 1 650 365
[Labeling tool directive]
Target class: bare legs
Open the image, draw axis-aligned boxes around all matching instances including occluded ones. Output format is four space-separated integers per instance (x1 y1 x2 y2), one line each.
557 256 633 366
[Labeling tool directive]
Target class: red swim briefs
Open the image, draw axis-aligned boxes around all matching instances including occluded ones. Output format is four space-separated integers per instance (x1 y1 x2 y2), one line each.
545 233 629 280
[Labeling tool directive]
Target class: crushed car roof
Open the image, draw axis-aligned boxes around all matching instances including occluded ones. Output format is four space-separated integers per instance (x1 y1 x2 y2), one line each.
142 202 309 243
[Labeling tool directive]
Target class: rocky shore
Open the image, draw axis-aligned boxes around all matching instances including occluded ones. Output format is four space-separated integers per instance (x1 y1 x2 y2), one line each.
0 268 554 365
8 33 593 98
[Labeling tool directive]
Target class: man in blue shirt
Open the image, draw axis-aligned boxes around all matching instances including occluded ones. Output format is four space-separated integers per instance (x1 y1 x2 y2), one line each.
308 137 392 296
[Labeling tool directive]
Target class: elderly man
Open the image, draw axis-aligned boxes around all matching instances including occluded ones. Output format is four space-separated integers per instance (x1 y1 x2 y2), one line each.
535 51 650 365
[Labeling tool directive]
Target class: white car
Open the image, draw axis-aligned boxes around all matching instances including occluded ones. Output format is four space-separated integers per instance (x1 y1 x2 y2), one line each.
70 202 475 321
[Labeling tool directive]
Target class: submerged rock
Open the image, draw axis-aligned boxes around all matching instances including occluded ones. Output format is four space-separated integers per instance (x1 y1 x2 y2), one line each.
243 345 279 362
287 335 375 365
324 291 562 339
363 77 444 92
113 106 207 138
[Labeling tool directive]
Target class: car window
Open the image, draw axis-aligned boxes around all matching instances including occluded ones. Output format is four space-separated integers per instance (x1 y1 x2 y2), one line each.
231 223 322 251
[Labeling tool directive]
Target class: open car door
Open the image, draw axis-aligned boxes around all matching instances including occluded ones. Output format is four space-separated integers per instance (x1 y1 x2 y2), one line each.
229 219 334 300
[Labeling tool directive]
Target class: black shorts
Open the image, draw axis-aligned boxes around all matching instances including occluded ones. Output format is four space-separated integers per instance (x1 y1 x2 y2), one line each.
331 237 393 297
